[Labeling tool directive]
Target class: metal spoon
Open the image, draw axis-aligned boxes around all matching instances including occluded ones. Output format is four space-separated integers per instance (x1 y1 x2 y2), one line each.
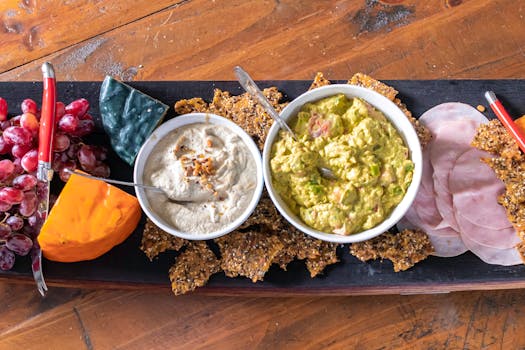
65 170 192 203
234 66 337 180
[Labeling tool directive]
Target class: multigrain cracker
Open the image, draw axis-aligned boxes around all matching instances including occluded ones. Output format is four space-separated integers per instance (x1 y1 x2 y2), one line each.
174 97 209 114
239 193 283 231
350 229 433 272
308 72 331 90
215 230 284 282
140 218 187 261
168 241 221 295
471 119 521 160
208 88 285 150
305 242 339 277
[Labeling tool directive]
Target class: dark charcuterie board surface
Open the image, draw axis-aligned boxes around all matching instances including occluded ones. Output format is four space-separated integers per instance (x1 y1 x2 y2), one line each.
1 80 525 295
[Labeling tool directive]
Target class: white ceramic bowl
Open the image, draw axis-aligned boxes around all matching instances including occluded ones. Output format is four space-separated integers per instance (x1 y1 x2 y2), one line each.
263 84 422 243
134 113 264 240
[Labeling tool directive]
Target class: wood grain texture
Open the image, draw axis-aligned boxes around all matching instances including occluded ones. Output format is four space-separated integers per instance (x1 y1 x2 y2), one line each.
0 0 524 81
1 0 525 349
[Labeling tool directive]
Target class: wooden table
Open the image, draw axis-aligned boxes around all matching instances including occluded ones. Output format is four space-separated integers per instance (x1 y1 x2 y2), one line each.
1 1 525 349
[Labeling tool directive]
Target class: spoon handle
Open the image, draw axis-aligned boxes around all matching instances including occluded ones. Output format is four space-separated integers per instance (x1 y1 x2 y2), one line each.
234 66 298 141
66 170 165 193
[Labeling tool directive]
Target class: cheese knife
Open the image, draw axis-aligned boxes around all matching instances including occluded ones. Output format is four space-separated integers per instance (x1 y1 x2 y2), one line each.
31 62 56 296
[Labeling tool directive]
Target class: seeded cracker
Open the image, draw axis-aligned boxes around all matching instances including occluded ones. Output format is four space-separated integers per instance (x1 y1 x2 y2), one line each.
308 72 331 90
140 218 187 261
471 119 521 160
174 97 209 114
215 230 284 282
238 193 282 231
350 230 433 272
169 241 221 296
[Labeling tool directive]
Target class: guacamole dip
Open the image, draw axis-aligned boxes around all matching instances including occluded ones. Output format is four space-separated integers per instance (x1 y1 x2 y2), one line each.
270 94 414 235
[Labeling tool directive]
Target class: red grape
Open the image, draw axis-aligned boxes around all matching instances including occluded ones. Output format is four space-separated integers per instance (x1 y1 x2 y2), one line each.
55 101 66 121
6 233 33 256
20 113 39 135
0 187 24 204
0 223 11 239
0 246 15 271
9 115 21 127
0 159 14 181
27 214 41 227
58 114 79 133
91 162 110 178
0 98 7 122
21 149 38 172
58 161 76 182
52 151 69 171
19 191 37 217
0 201 11 212
53 133 70 152
65 98 89 118
12 174 37 191
12 157 23 176
78 145 97 171
79 113 93 121
65 142 80 159
3 126 32 146
6 216 23 231
11 143 31 158
92 146 108 161
0 121 11 131
71 119 95 137
0 138 11 155
21 98 38 115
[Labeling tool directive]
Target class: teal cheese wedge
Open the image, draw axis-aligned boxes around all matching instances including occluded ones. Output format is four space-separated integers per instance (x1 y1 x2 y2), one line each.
99 76 169 165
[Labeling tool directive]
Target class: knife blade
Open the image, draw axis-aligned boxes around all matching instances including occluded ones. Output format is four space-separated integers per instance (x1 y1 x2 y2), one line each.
31 62 56 296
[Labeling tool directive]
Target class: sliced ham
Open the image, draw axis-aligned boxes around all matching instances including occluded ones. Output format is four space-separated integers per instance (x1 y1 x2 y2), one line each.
397 215 468 258
450 148 512 230
459 232 522 266
419 102 489 129
456 213 519 249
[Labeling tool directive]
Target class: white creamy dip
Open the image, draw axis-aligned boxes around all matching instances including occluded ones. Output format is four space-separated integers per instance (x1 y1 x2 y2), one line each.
143 122 257 234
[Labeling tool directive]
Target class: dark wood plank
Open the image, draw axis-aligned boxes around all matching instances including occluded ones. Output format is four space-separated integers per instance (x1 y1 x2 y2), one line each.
1 79 524 295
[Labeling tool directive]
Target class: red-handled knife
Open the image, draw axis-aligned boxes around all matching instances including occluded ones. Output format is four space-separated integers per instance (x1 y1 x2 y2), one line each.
31 62 56 296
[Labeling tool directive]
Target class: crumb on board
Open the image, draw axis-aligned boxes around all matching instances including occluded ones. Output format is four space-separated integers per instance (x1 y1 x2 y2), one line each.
169 241 221 296
215 230 284 282
140 218 187 261
476 104 486 112
350 229 434 272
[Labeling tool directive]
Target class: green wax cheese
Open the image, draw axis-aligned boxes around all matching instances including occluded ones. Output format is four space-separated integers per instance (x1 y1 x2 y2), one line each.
99 76 169 165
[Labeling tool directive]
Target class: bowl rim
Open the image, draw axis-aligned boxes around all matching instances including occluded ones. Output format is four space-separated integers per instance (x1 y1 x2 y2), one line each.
133 112 264 240
262 84 423 243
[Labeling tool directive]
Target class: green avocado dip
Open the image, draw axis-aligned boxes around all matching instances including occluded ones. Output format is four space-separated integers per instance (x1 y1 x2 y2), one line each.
270 94 414 235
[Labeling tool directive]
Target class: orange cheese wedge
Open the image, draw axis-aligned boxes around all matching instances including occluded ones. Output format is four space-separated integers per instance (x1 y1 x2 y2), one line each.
38 173 142 262
515 115 525 135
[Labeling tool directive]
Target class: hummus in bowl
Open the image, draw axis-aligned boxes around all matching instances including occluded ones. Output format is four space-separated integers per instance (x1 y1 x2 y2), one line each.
134 113 263 240
263 85 422 244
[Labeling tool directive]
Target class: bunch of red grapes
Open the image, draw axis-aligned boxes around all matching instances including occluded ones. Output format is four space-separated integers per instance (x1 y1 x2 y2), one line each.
0 97 110 270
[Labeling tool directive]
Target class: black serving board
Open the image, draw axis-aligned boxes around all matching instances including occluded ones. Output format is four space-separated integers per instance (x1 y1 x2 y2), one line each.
1 80 525 296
